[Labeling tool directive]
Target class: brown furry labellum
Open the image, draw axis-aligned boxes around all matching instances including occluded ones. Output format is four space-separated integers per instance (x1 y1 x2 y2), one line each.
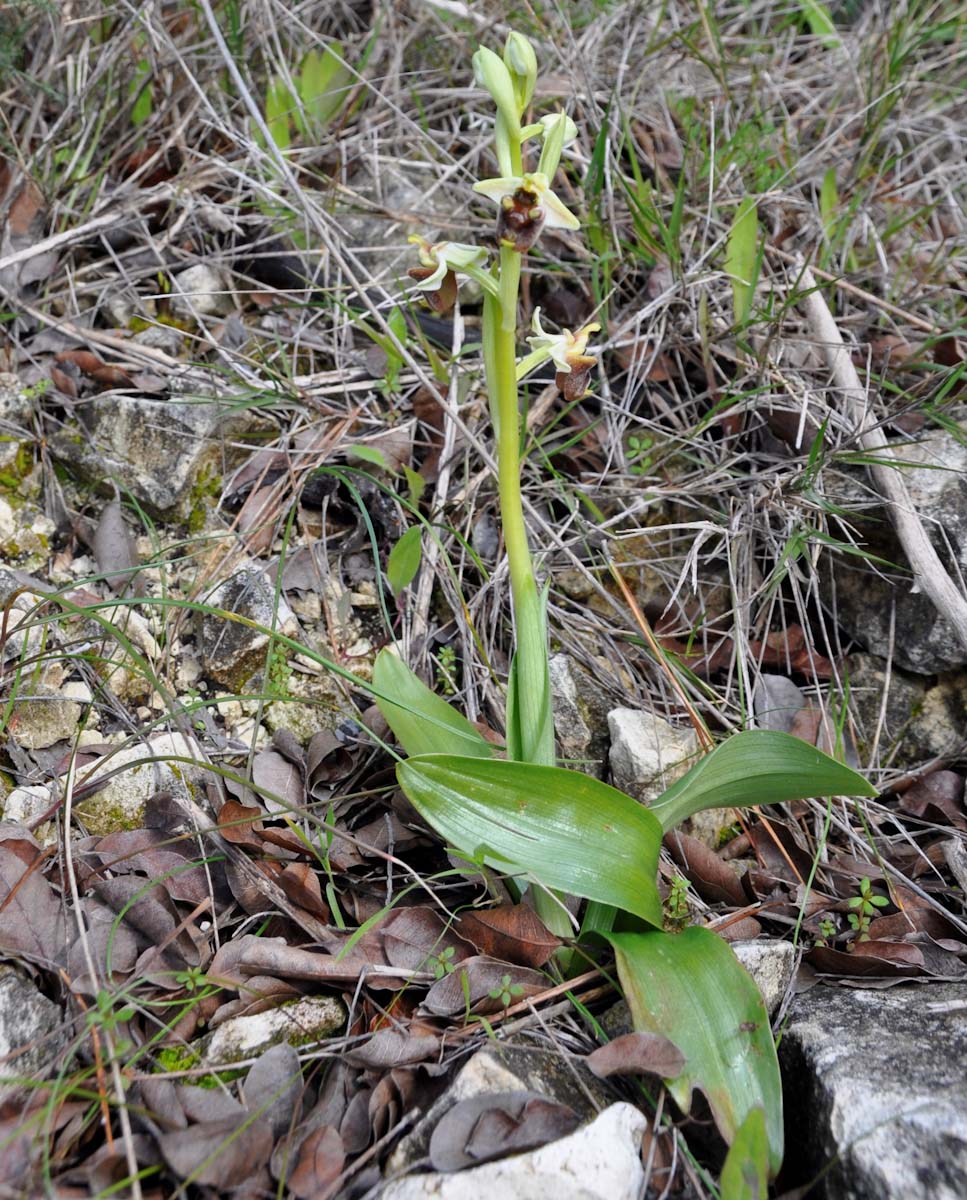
496 187 546 252
557 354 595 401
408 265 457 313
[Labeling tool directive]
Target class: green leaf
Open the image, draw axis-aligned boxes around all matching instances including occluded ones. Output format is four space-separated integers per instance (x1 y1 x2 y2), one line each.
264 75 293 149
298 43 354 131
801 0 841 49
725 197 758 326
372 649 493 759
504 582 554 766
385 306 407 393
397 756 663 927
649 729 876 833
607 927 783 1175
347 445 390 470
387 525 422 594
403 466 425 505
819 167 838 234
721 1107 769 1200
129 60 153 127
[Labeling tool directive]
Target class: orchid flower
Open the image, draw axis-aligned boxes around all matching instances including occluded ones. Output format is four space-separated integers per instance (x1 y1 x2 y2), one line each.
473 171 579 251
523 306 601 399
407 237 494 311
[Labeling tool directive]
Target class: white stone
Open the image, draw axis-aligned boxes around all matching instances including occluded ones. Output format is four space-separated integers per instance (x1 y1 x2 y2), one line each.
549 654 593 767
3 784 53 828
387 1045 612 1176
170 263 234 318
61 680 93 705
74 732 208 835
381 1103 648 1200
607 707 699 805
386 1051 528 1174
731 939 796 1015
203 996 345 1066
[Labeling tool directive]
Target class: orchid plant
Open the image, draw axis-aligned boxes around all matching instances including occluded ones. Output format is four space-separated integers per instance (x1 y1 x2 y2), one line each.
370 32 875 1191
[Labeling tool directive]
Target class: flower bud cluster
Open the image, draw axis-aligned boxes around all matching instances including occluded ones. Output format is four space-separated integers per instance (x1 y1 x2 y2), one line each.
407 31 600 399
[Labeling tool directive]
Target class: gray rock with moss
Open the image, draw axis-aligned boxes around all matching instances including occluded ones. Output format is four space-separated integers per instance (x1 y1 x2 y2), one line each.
197 568 299 691
0 965 68 1099
48 393 270 517
74 732 209 835
201 995 345 1067
847 652 967 765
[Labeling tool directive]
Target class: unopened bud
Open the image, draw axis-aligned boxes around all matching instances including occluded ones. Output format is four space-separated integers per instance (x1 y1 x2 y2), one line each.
503 32 537 110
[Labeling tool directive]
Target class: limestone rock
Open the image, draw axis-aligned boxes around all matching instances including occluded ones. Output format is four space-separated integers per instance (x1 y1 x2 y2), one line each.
197 569 298 690
202 996 345 1067
264 669 359 744
0 373 33 472
824 423 967 674
381 1102 648 1200
607 707 700 806
49 393 269 516
0 496 54 572
780 981 967 1200
549 654 595 770
74 732 208 835
0 965 68 1099
731 939 796 1015
5 682 82 749
847 653 967 765
170 263 234 318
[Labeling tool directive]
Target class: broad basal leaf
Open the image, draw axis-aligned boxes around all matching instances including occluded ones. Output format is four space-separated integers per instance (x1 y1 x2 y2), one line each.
397 756 663 927
725 196 758 326
607 926 783 1175
648 729 876 833
373 649 493 759
721 1106 769 1200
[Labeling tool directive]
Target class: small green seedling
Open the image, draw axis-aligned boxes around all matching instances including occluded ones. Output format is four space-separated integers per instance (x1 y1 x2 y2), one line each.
434 644 458 695
489 973 524 1009
664 874 691 930
815 916 837 946
427 945 458 980
626 432 656 475
174 965 209 993
847 877 888 941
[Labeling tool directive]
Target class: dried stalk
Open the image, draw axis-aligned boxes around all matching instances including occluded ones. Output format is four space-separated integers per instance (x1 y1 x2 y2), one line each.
798 262 967 655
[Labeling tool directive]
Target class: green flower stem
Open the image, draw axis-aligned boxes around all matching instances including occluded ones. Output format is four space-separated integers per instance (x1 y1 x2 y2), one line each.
493 250 527 606
489 241 566 939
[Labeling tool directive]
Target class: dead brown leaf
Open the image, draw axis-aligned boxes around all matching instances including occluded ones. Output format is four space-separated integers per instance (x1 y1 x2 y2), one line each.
428 1091 579 1171
343 1028 441 1070
92 500 142 595
286 1125 344 1199
0 846 66 965
158 1116 273 1188
664 830 748 906
586 1031 686 1081
421 956 546 1017
457 904 561 968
